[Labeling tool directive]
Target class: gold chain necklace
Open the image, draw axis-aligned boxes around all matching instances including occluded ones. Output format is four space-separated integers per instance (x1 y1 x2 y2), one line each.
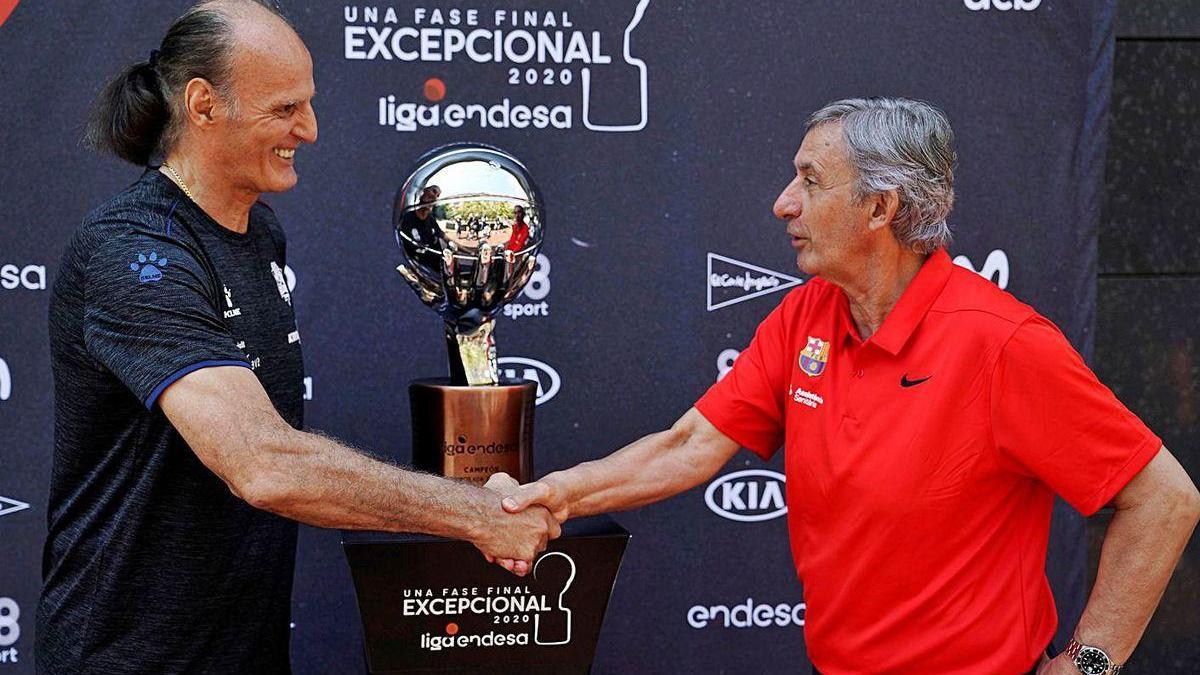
161 161 196 201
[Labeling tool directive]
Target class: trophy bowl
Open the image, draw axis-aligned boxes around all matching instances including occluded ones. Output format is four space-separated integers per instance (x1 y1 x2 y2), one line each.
394 143 545 334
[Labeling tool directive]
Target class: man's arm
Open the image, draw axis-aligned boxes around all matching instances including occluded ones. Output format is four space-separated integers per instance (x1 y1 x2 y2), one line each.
497 407 742 521
1043 446 1200 672
158 365 559 565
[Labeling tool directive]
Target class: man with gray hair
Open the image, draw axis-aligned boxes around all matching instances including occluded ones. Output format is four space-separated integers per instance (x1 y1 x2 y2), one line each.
489 97 1199 673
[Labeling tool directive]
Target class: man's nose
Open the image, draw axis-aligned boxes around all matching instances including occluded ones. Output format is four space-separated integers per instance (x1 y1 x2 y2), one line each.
774 181 800 220
295 103 318 144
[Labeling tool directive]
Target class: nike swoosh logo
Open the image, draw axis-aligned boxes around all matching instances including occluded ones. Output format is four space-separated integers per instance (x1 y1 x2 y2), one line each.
900 374 932 388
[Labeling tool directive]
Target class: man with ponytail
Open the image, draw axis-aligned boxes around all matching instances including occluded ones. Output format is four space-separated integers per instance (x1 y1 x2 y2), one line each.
38 2 558 673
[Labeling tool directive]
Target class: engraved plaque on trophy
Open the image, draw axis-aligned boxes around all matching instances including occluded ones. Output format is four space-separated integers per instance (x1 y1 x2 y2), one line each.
394 144 544 484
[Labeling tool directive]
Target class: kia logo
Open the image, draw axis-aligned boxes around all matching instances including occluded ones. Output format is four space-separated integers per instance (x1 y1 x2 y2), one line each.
498 357 560 405
704 469 787 522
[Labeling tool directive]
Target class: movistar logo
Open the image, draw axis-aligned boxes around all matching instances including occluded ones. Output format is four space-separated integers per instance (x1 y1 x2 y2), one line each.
953 249 1009 289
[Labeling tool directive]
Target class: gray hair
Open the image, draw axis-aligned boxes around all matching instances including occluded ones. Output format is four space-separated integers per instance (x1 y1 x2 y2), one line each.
807 97 956 254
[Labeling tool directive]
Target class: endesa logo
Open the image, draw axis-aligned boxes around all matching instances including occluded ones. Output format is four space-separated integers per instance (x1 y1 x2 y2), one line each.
965 0 1041 9
705 469 787 522
0 597 19 664
687 597 806 630
349 1 652 134
498 357 560 405
0 264 45 290
953 249 1009 290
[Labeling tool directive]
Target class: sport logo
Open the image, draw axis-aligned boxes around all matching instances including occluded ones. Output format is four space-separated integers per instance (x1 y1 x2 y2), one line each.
0 496 30 519
707 253 802 311
964 0 1041 9
953 249 1009 289
0 357 9 401
498 357 560 405
349 1 652 133
0 597 18 661
504 253 550 320
130 252 168 284
704 469 787 522
0 264 46 290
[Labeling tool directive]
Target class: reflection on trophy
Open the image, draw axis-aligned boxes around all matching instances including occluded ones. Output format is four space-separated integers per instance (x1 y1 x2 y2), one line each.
394 143 544 484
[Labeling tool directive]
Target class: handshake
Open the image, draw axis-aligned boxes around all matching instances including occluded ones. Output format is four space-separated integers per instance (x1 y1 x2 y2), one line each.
470 472 571 577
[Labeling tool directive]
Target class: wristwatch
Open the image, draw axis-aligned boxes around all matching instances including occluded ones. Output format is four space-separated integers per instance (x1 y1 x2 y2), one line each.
1064 639 1123 675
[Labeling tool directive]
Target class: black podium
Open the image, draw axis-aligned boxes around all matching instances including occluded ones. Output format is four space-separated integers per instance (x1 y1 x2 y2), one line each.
342 516 630 674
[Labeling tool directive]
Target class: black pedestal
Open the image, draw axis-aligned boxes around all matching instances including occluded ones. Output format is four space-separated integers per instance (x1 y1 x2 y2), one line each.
342 516 630 674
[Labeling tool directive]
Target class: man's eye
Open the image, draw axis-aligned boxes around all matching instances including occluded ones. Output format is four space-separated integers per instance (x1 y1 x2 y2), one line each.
803 176 817 187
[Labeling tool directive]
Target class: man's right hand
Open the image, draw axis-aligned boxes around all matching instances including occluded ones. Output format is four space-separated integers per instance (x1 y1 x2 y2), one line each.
489 472 571 522
469 486 560 576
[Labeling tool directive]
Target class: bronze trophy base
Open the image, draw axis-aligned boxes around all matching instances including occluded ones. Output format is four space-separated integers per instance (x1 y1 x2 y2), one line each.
409 378 535 485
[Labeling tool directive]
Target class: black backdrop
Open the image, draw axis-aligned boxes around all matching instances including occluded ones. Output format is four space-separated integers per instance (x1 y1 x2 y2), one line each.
0 1 1120 672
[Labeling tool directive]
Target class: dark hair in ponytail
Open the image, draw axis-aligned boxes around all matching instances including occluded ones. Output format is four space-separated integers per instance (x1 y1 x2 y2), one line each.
85 0 291 166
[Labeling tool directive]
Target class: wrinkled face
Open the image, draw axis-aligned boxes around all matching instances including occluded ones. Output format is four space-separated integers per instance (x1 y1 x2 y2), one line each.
773 122 872 278
213 26 317 194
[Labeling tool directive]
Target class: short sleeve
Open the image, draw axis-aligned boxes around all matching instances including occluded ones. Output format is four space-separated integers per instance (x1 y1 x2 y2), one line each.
695 302 792 459
83 231 250 409
990 316 1161 515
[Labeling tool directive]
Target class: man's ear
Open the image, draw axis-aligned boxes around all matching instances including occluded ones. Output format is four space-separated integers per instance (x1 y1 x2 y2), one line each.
867 189 900 233
183 77 218 126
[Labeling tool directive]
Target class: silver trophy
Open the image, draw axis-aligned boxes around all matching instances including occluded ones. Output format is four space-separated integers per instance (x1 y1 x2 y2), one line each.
394 143 544 386
394 144 544 484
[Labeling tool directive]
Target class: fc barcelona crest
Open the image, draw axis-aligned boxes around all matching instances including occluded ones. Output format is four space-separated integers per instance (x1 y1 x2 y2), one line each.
799 336 830 377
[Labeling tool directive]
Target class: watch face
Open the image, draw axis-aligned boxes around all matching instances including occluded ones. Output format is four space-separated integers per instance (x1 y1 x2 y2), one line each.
1075 646 1111 675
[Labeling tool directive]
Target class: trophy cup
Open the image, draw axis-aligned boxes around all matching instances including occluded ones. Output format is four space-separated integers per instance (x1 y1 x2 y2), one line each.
394 144 543 484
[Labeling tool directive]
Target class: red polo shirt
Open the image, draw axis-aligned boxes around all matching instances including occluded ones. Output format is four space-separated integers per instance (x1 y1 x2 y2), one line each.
695 248 1160 674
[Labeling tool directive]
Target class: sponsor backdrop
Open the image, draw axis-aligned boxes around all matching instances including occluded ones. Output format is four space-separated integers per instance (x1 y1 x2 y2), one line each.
0 0 1115 672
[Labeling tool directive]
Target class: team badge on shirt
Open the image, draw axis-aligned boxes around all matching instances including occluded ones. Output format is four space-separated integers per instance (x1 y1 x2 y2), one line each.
799 336 830 377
